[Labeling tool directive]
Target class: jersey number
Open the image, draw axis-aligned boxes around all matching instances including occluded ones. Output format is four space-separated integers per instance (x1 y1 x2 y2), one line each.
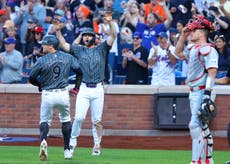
53 65 61 79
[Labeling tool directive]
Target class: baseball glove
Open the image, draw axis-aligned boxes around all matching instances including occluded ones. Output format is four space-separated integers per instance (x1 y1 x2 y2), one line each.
198 98 217 123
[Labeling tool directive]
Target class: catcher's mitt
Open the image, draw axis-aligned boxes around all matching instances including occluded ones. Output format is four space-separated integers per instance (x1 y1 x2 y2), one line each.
198 98 217 123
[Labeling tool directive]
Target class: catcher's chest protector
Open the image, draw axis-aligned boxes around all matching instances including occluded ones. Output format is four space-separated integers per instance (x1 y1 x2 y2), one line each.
187 44 214 83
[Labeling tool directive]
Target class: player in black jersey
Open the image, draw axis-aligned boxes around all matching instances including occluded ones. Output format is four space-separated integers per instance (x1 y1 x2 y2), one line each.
29 35 82 161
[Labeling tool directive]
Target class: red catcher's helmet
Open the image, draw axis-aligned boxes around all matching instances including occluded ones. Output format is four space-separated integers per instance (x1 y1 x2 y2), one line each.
186 15 213 31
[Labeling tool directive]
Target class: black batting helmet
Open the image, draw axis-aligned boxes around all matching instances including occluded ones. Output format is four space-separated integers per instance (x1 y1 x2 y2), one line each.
81 28 96 46
81 27 95 36
40 35 59 49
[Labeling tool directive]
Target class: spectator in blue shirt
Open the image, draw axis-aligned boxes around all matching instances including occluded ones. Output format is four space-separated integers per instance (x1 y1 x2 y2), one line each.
0 37 23 84
135 0 172 52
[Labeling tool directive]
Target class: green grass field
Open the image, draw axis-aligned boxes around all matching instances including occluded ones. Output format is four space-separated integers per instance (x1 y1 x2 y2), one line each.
0 146 229 164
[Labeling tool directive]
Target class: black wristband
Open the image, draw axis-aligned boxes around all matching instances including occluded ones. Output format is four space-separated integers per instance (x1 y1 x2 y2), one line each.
204 90 211 97
75 74 82 89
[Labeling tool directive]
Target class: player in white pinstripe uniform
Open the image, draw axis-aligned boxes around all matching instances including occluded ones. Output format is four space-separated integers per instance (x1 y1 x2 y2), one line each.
175 15 218 164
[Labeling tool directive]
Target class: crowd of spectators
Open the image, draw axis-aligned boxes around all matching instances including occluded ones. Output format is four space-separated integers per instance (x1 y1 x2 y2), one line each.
0 0 230 85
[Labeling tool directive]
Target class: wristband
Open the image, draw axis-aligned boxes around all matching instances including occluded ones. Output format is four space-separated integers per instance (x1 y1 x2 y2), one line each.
204 90 211 97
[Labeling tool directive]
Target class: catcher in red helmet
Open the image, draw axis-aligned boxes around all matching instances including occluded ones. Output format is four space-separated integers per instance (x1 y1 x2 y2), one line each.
175 15 218 164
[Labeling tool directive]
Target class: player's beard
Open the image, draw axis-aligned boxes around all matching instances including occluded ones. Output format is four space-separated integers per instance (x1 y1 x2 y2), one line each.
84 39 94 47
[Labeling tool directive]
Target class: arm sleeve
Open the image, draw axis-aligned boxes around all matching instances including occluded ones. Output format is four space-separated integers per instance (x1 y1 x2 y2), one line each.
74 69 83 89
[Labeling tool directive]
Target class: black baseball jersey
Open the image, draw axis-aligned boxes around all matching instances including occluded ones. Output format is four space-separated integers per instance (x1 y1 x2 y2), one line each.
30 51 80 90
70 41 111 83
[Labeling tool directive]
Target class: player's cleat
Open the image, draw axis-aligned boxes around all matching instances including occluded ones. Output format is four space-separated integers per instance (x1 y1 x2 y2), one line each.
92 144 101 156
69 145 75 158
206 158 214 164
226 160 230 164
39 139 48 161
69 138 77 157
69 87 79 96
190 159 214 164
190 161 199 164
64 149 72 160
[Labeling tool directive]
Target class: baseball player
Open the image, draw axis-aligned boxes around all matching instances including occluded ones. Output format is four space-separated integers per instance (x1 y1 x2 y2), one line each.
175 15 218 164
54 12 117 157
29 35 81 161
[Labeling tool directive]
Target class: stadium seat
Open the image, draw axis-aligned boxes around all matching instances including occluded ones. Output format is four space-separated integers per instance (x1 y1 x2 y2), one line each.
23 68 32 76
107 52 116 84
148 76 152 84
113 75 125 84
175 77 186 85
21 75 30 84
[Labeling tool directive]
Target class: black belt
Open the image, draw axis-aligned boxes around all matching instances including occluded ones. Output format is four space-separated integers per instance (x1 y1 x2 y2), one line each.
45 87 67 92
6 81 22 84
83 82 103 88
